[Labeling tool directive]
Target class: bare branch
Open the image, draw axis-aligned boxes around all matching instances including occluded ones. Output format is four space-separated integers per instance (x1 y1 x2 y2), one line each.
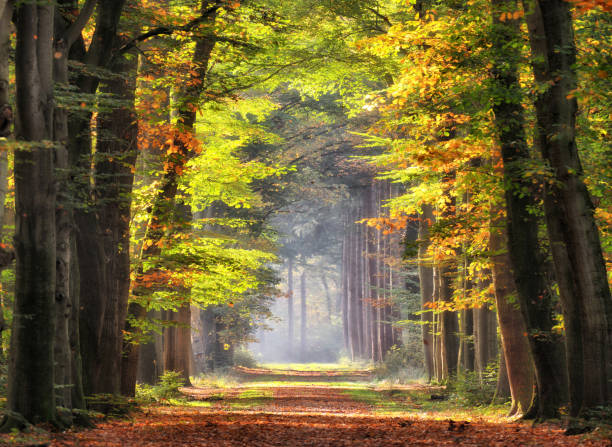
64 0 97 47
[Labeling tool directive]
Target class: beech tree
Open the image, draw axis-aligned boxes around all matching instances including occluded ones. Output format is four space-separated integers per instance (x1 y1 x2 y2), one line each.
5 1 57 429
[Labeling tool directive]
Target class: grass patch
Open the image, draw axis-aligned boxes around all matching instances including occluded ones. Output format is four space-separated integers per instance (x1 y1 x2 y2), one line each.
344 385 510 422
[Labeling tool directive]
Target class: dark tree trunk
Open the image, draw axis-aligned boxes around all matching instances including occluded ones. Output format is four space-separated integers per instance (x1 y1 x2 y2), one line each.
137 309 164 384
490 0 568 418
474 305 496 378
459 308 475 373
93 46 139 395
0 0 11 362
439 186 459 379
163 302 192 385
7 3 57 427
523 0 612 415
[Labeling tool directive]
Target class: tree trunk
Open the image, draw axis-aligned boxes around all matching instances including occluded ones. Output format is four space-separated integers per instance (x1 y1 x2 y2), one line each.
439 185 459 379
121 4 217 395
300 270 307 361
523 0 612 415
287 256 294 356
137 309 163 384
474 305 496 378
7 3 57 427
163 302 192 385
490 0 567 418
92 46 139 395
490 200 535 416
0 0 12 359
322 274 332 323
418 205 434 382
341 229 349 352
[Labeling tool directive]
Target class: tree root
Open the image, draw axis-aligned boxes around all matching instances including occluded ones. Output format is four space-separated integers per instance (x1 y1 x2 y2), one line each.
0 411 32 433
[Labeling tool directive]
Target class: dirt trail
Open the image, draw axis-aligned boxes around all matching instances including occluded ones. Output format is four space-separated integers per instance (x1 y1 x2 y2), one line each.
47 368 607 446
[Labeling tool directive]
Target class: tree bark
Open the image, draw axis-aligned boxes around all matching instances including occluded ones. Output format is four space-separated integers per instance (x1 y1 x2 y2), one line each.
491 215 535 416
163 301 192 385
93 45 139 394
0 0 12 360
7 2 57 426
300 270 307 361
523 0 612 415
287 256 294 356
489 0 568 418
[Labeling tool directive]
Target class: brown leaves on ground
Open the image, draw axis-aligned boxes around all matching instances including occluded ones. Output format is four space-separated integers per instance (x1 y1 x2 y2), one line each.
4 368 609 446
47 383 608 447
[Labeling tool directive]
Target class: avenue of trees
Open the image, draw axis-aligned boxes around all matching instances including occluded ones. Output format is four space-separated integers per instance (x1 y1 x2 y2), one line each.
0 0 610 430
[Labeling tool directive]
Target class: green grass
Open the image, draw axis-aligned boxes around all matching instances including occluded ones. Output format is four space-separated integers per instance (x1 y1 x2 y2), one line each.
343 385 510 421
260 362 373 371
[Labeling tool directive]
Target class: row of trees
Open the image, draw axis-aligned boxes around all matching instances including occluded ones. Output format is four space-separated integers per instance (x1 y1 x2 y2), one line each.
346 0 612 419
0 0 300 428
0 0 610 429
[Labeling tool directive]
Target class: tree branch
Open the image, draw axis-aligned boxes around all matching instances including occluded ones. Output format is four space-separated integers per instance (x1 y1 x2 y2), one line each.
117 1 223 55
364 6 392 28
64 0 97 47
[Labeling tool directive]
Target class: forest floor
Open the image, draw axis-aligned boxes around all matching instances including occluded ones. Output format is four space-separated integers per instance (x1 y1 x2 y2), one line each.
2 366 610 446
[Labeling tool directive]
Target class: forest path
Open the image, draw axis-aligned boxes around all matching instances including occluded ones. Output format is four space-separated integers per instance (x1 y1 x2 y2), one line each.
48 368 606 446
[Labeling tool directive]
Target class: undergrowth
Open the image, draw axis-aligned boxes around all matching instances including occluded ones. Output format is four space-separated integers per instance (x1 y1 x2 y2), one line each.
136 371 185 403
374 345 424 383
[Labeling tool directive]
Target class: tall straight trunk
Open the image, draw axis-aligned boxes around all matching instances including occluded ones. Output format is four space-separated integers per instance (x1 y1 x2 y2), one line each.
347 217 358 360
489 0 567 418
52 0 96 412
355 213 365 356
321 274 332 323
138 309 164 384
0 0 11 362
367 184 378 362
474 305 496 377
459 309 475 372
6 2 57 427
491 207 535 416
341 229 349 352
523 0 612 415
300 270 307 361
121 4 217 395
163 301 192 385
439 187 459 379
66 0 125 397
418 205 435 381
93 45 139 394
375 183 383 362
287 256 294 356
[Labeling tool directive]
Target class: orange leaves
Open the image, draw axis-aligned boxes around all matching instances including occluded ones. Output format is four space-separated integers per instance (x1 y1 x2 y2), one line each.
498 10 524 22
567 0 612 12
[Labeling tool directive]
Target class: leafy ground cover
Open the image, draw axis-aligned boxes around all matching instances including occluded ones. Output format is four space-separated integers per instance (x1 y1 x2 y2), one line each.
2 365 610 446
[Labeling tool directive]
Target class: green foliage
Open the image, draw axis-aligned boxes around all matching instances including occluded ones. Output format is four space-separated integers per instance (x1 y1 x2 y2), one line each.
135 371 186 403
375 345 423 382
233 348 259 368
447 363 500 407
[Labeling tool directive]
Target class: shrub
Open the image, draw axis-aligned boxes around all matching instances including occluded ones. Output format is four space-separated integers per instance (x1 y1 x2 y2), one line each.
375 345 423 382
447 362 499 406
233 348 258 368
135 370 185 403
